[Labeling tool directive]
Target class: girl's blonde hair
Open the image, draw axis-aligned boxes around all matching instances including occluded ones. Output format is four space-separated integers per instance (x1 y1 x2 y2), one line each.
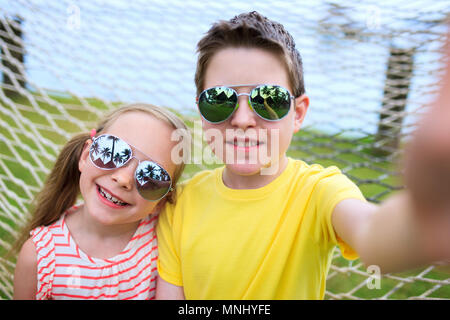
12 103 190 254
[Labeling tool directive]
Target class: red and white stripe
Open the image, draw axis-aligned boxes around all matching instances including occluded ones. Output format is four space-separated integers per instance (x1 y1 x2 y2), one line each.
31 209 158 300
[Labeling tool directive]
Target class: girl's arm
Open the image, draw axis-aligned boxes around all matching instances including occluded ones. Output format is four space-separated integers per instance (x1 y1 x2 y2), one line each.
13 238 37 300
155 276 185 300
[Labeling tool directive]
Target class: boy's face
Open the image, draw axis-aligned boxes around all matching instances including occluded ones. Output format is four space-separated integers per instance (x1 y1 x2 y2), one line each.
201 47 309 180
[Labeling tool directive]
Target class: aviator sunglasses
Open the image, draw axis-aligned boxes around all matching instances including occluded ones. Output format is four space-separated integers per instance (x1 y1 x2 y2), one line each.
197 84 295 123
89 134 173 201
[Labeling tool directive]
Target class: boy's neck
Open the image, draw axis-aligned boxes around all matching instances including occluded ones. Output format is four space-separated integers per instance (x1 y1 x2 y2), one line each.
222 156 289 189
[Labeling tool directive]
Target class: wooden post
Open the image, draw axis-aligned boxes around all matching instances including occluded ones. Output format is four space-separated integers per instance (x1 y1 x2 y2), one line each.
0 16 26 98
374 46 415 157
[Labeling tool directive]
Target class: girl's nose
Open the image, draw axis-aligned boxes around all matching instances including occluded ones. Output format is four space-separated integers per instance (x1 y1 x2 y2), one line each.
111 160 137 191
229 94 257 129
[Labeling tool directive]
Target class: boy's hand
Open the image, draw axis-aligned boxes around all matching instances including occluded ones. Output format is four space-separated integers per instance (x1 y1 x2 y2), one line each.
403 35 450 262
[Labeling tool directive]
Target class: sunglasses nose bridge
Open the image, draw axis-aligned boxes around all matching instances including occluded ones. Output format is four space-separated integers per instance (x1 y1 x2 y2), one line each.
236 92 250 97
229 93 258 128
235 92 252 109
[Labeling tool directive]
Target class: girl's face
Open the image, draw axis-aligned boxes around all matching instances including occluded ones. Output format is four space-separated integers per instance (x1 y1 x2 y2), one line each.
78 111 177 226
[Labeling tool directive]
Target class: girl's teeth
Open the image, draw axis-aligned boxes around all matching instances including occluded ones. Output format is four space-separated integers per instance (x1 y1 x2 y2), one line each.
98 186 127 206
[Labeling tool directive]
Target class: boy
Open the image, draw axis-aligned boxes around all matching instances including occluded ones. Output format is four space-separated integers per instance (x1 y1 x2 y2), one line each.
156 12 450 299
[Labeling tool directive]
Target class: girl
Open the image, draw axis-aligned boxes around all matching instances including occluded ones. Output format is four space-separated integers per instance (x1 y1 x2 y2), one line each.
13 103 189 300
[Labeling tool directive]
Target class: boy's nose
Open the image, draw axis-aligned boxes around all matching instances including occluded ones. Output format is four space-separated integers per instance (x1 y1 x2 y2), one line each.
229 95 257 129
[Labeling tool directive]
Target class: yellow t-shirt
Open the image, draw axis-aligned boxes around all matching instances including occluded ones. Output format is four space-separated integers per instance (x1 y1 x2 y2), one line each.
157 158 366 299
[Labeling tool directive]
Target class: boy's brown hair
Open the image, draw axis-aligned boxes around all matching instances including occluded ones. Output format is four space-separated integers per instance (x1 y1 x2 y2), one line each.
195 11 305 97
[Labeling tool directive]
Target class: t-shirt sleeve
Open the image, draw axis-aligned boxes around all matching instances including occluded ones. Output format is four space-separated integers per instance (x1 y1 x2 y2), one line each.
156 200 183 286
313 167 366 260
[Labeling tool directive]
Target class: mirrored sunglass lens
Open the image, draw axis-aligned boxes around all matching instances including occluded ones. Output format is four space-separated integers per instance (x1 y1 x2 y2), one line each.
135 161 172 200
198 87 237 122
90 135 132 169
250 85 291 120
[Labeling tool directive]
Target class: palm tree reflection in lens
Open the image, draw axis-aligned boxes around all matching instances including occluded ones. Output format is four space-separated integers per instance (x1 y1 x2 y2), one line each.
89 135 172 201
135 161 171 200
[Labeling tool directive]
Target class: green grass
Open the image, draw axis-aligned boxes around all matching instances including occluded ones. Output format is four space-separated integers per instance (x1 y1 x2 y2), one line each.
0 90 448 300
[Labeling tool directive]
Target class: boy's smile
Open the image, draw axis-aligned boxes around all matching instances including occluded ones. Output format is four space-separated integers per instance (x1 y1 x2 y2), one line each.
226 135 261 150
202 47 309 188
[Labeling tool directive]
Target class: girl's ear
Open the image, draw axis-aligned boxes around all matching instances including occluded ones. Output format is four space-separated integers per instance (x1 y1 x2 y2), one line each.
293 94 310 133
78 139 92 173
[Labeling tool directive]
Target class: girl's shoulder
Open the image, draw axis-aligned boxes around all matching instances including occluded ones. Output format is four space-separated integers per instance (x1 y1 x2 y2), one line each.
29 206 76 263
30 212 66 242
30 205 79 239
29 219 60 261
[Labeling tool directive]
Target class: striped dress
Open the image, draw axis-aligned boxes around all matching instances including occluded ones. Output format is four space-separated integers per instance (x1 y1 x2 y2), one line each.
30 207 158 300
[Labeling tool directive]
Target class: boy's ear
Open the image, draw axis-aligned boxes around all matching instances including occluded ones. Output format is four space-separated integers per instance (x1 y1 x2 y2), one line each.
78 139 92 172
293 94 309 132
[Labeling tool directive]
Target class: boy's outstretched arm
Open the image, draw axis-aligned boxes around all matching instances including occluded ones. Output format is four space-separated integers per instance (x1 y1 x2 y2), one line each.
332 36 450 274
332 194 445 274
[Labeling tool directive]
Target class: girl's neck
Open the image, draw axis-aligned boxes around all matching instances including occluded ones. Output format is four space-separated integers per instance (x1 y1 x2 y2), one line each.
65 205 140 260
81 206 139 238
222 156 289 189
